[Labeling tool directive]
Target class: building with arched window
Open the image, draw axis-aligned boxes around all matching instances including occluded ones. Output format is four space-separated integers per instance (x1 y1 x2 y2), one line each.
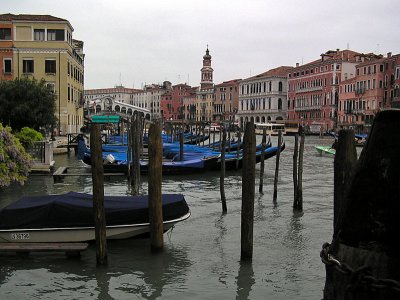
236 66 293 128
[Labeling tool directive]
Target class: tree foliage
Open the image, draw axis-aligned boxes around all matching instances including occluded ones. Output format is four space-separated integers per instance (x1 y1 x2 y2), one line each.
15 127 44 149
0 77 57 132
0 123 32 187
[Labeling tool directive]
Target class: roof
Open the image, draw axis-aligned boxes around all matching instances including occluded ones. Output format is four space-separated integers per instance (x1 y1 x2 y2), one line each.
0 13 67 22
244 66 294 81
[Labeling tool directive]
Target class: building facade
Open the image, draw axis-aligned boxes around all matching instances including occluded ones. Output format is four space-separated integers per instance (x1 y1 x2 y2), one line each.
213 79 240 123
337 52 400 133
0 13 85 135
287 49 382 133
161 83 191 120
237 66 292 127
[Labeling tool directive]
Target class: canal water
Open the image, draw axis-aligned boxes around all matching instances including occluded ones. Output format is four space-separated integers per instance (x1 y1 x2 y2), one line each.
0 135 338 299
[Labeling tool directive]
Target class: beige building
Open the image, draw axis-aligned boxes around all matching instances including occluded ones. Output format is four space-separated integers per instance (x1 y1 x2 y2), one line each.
0 14 85 135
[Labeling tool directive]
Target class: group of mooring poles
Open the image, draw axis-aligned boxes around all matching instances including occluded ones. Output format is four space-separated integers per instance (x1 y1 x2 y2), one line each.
90 119 165 265
217 122 305 261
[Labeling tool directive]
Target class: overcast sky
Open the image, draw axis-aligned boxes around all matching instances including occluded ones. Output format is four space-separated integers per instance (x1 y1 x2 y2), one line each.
6 0 400 89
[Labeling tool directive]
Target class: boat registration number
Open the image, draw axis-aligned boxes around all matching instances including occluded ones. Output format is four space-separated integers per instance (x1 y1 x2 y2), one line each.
10 233 30 240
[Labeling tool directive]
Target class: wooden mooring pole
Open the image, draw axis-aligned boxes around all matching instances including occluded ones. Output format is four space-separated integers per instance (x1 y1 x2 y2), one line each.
220 127 227 213
148 121 163 252
296 128 305 211
241 122 256 261
90 124 107 265
272 130 283 205
333 129 357 237
179 132 184 161
322 110 400 300
258 128 267 193
292 133 299 209
134 114 141 194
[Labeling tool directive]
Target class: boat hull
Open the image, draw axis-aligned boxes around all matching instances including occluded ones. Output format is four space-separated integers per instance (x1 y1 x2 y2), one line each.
0 212 190 243
314 145 336 156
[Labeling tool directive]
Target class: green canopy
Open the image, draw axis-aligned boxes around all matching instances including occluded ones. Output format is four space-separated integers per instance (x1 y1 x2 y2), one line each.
91 115 120 123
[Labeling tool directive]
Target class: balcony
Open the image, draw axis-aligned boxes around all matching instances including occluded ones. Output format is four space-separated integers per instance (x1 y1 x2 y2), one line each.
352 108 365 115
294 105 322 112
355 88 365 95
295 86 323 93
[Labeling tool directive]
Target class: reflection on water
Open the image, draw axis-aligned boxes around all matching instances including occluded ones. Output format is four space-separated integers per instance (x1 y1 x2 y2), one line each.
0 239 192 300
0 135 336 299
236 261 255 300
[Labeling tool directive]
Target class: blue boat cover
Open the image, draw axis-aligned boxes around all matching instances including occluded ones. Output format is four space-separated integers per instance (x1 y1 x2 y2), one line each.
0 192 189 229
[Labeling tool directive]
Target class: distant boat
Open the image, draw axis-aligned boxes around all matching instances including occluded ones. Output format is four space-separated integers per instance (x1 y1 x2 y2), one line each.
0 192 190 243
314 145 336 156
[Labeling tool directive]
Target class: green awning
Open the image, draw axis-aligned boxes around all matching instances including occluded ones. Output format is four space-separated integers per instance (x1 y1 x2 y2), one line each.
91 115 120 123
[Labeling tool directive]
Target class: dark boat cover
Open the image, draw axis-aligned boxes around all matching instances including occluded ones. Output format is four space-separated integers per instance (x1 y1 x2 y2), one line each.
0 192 189 229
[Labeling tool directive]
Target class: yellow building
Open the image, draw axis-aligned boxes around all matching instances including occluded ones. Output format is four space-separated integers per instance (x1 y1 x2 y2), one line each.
0 14 84 135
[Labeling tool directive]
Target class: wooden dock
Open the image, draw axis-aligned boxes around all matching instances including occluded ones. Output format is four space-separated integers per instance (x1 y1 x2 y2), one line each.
0 242 89 258
53 166 125 182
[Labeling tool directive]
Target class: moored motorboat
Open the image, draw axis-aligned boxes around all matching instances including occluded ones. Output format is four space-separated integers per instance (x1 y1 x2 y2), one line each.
0 192 190 243
314 145 336 156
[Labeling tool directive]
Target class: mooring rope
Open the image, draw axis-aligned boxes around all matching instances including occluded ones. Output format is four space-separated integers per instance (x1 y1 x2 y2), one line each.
320 242 400 294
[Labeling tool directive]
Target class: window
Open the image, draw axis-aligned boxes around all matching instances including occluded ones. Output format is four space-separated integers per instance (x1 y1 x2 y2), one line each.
46 82 55 93
45 60 56 74
47 29 64 41
0 28 11 40
34 29 45 41
3 58 12 74
22 59 34 73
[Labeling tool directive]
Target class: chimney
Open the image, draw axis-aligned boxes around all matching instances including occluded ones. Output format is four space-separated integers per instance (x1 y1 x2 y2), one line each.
387 52 392 58
296 63 299 67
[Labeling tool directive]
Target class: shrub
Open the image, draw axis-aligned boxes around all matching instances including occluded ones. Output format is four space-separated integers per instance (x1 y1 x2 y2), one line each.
0 123 33 187
15 127 44 149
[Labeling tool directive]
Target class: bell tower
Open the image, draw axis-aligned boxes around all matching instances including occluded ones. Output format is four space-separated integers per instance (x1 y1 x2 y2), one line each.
200 46 214 90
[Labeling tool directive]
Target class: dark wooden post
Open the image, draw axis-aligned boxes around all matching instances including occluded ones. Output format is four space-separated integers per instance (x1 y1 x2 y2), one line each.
148 121 163 252
220 127 227 213
241 122 256 261
212 125 216 150
272 130 283 204
132 114 141 195
292 133 299 209
90 124 107 265
179 132 184 161
219 124 222 151
296 128 305 211
236 131 241 170
228 121 232 152
333 129 357 237
259 128 267 193
127 119 132 181
202 123 205 147
323 110 400 300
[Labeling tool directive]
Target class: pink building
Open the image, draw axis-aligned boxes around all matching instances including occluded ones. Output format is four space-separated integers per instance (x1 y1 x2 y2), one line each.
161 83 192 120
337 52 400 133
338 56 386 133
384 53 400 109
287 49 379 133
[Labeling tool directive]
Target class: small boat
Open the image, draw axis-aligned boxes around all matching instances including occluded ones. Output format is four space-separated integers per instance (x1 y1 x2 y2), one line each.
314 145 336 156
0 192 190 243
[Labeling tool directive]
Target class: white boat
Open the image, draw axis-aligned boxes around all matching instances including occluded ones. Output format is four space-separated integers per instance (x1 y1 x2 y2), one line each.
0 192 190 243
